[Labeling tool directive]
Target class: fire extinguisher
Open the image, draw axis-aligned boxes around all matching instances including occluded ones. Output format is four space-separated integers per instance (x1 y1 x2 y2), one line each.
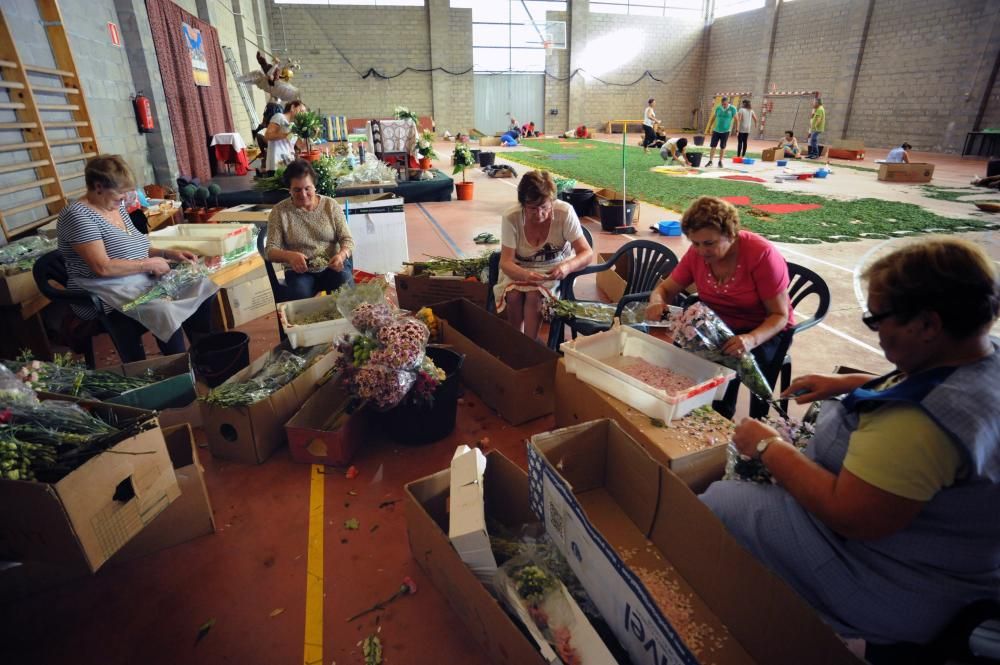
132 92 154 133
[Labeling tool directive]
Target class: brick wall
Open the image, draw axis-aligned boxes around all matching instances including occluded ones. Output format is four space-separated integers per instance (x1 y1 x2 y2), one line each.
702 6 768 131
543 10 570 136
849 0 999 153
571 11 705 131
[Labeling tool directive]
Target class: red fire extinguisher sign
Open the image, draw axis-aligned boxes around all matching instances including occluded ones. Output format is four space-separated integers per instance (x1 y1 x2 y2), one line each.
132 93 155 133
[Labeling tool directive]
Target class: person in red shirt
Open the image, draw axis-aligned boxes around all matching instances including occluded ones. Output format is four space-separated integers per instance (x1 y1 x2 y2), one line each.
575 124 588 138
645 196 792 419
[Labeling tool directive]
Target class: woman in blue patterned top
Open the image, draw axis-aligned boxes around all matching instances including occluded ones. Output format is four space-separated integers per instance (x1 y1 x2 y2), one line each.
57 155 211 363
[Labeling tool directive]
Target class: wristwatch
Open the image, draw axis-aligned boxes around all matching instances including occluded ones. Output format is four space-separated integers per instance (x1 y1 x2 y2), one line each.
755 436 782 460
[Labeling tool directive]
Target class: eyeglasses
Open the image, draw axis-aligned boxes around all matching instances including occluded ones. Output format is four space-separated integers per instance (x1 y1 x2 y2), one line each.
861 309 895 331
524 202 552 216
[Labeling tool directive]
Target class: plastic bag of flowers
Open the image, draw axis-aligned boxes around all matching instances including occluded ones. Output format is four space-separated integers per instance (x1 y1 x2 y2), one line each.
666 302 773 400
334 280 390 326
494 554 615 664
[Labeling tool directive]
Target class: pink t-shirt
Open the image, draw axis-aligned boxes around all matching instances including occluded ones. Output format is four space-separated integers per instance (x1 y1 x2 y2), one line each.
670 230 793 332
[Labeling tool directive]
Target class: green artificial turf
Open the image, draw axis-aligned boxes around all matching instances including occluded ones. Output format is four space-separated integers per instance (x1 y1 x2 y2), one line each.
503 139 995 243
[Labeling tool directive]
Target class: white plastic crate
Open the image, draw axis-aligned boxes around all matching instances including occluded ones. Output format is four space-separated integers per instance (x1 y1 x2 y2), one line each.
277 293 357 349
149 223 254 257
560 325 736 422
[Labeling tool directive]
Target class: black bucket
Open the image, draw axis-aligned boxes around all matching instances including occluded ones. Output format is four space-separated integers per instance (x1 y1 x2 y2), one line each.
687 152 703 167
191 332 250 388
599 200 636 231
478 151 495 167
383 346 464 445
693 135 705 146
568 188 596 218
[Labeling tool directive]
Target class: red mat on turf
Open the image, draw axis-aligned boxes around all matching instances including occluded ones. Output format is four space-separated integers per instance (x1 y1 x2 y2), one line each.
751 203 823 214
721 196 752 205
722 175 767 183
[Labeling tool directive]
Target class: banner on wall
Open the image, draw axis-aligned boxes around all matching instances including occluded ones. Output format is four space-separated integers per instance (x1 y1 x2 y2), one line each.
182 21 210 86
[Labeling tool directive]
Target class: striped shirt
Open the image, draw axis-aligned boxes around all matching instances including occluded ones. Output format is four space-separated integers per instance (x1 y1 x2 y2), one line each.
58 200 149 319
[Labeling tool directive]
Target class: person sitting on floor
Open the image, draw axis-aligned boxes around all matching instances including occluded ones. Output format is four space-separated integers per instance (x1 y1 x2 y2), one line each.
659 137 690 165
266 159 355 301
778 130 801 159
575 124 589 139
521 121 538 138
701 237 1000 648
885 142 912 163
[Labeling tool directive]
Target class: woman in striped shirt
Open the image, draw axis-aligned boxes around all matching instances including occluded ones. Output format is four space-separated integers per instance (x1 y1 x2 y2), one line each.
57 155 211 363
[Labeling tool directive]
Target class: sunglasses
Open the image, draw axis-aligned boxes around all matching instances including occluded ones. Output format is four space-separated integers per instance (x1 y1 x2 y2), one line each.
861 309 895 331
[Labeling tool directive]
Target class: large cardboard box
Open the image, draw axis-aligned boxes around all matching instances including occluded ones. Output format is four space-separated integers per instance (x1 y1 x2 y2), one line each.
338 194 407 275
878 162 935 183
285 378 367 466
201 345 338 464
105 353 196 412
220 273 277 329
760 147 777 162
555 360 728 492
110 424 215 563
395 272 489 311
405 452 550 665
434 299 559 425
0 271 40 305
529 419 862 665
211 203 273 223
0 401 180 572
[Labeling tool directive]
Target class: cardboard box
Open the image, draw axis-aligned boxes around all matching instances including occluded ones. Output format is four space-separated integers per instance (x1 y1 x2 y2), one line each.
105 353 197 413
338 194 408 275
211 203 273 223
219 273 277 329
595 251 631 303
529 419 862 665
434 299 559 425
448 445 497 584
285 378 367 466
594 187 640 222
201 344 338 464
405 452 550 665
110 424 215 563
479 136 501 147
0 401 180 572
878 162 935 183
760 147 777 162
828 148 864 160
0 271 40 305
555 360 728 492
395 272 490 311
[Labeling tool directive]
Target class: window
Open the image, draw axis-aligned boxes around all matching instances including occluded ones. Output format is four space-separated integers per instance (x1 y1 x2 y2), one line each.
274 0 424 6
453 0 567 72
589 0 703 17
712 0 764 18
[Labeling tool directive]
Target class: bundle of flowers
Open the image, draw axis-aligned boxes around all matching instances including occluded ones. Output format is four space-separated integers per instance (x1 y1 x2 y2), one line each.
416 129 437 160
122 262 213 311
334 303 444 410
201 345 331 407
667 302 773 399
393 106 420 125
541 298 647 325
724 412 817 484
0 235 56 276
0 365 122 481
337 159 398 186
4 354 155 400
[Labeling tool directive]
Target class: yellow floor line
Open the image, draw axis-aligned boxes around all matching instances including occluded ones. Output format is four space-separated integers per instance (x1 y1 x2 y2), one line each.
303 464 324 665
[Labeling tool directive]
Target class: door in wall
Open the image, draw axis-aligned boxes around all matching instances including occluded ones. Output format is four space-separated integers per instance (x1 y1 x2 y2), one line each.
474 73 544 136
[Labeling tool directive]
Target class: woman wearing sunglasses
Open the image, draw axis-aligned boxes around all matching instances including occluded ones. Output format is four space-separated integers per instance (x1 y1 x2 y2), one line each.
701 237 1000 648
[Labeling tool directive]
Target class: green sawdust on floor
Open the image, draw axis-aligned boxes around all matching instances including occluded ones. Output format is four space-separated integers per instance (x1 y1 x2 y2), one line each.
501 139 993 243
920 185 988 202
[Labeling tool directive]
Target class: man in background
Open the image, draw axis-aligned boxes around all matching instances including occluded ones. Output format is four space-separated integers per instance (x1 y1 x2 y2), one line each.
807 98 826 159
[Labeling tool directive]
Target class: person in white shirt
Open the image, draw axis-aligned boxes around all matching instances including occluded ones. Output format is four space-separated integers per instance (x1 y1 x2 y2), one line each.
736 99 758 158
642 99 658 153
264 100 305 173
659 137 690 166
886 143 912 163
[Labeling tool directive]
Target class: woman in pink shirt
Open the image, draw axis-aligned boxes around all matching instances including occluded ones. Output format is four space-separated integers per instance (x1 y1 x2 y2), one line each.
646 196 792 419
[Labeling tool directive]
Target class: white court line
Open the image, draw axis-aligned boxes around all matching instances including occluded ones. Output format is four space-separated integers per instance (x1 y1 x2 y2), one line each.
852 239 893 311
794 308 884 356
775 245 855 274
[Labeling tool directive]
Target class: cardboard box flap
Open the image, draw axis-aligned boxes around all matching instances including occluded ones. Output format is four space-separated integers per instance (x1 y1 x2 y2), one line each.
651 469 860 665
435 299 557 369
0 482 81 563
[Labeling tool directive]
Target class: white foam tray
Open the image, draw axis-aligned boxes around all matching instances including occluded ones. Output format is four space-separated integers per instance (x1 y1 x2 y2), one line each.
277 293 357 349
560 324 735 422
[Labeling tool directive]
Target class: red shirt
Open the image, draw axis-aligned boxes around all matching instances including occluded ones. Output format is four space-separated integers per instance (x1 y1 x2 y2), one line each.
670 230 793 332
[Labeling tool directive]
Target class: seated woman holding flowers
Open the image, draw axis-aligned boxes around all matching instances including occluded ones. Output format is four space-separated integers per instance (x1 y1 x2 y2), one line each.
645 196 792 419
701 238 1000 649
494 170 592 342
57 154 210 363
266 159 355 301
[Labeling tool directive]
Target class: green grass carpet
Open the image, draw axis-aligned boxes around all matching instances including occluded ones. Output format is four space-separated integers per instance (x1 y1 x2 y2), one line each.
501 139 995 243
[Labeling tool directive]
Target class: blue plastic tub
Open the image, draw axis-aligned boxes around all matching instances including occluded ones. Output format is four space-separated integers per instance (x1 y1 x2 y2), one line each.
658 220 682 236
814 169 829 178
776 160 788 167
743 158 756 165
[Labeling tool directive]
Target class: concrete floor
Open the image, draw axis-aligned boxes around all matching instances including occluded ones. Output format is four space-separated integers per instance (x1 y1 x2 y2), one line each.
2 137 998 664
